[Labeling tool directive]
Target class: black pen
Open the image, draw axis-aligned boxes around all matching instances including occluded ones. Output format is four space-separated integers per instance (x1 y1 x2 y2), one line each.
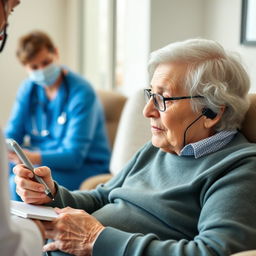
6 138 54 200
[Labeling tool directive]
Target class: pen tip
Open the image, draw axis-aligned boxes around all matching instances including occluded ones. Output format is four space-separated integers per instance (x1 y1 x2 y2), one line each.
47 192 54 201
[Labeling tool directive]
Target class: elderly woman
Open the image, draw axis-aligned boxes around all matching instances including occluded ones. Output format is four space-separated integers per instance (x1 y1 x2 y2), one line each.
14 38 256 256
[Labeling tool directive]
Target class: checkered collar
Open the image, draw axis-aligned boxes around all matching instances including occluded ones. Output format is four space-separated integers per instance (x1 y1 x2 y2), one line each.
179 130 237 158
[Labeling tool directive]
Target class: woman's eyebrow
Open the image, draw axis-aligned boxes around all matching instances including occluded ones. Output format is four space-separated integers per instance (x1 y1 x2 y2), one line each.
151 84 170 93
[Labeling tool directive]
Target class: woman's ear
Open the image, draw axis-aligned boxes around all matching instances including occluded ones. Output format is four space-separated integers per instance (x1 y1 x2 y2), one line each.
203 106 225 129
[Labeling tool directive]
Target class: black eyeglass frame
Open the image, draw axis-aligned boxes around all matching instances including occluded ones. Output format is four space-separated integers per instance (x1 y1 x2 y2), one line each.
144 88 204 112
0 25 8 52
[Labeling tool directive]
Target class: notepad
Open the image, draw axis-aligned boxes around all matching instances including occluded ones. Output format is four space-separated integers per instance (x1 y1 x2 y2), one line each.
10 200 58 221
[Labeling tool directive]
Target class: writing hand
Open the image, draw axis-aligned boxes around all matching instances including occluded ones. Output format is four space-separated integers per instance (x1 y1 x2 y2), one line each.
13 164 56 204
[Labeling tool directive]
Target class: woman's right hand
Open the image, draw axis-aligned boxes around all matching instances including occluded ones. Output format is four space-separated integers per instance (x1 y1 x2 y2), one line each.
13 164 56 204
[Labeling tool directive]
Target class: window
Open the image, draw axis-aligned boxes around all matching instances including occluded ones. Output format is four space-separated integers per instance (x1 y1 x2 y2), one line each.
80 0 150 94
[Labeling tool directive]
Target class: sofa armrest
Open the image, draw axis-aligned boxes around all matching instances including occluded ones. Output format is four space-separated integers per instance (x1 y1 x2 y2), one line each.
79 174 113 190
231 250 256 256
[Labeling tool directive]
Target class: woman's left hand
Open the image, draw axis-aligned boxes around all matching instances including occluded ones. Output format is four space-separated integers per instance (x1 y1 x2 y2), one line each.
22 149 42 165
42 207 105 256
8 149 41 165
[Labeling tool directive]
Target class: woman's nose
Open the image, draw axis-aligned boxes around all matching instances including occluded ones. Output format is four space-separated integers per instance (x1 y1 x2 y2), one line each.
143 98 159 118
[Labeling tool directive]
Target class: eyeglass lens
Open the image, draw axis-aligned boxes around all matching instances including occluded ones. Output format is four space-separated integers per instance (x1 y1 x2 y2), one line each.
144 89 164 111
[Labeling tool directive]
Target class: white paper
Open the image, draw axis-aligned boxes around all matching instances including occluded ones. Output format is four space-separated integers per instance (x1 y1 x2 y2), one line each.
10 200 58 221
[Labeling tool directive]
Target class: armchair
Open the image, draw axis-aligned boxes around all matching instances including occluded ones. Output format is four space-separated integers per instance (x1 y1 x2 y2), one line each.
230 94 256 256
96 89 127 149
241 94 256 143
80 89 151 190
232 251 256 256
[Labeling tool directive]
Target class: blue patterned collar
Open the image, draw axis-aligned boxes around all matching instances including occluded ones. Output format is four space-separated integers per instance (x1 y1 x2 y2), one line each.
179 130 237 158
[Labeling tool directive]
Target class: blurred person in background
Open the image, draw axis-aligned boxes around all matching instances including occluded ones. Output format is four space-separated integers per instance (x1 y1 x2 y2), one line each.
0 0 45 255
6 30 111 200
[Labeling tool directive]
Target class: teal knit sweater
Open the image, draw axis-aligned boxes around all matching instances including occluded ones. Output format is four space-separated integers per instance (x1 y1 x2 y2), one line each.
51 132 256 256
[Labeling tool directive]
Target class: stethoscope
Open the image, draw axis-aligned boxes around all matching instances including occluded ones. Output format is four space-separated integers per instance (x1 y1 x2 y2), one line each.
31 72 69 137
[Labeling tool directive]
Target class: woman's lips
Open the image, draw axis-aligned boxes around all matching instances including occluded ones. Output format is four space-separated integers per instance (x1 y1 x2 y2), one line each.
151 125 164 132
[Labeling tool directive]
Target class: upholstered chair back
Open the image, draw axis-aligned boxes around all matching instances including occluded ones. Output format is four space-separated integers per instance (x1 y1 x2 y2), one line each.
97 89 127 149
241 94 256 143
110 90 151 175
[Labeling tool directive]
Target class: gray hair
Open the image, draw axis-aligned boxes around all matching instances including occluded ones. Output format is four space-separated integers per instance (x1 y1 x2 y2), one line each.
148 38 250 131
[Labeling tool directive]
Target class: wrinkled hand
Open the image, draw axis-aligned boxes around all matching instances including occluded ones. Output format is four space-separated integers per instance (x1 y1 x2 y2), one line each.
42 207 105 256
13 164 56 204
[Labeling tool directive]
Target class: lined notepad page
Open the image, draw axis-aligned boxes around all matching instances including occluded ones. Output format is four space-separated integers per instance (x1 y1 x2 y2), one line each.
11 200 58 221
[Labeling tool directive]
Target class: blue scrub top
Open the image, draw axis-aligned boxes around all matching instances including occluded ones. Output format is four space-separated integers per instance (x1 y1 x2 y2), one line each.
5 69 111 190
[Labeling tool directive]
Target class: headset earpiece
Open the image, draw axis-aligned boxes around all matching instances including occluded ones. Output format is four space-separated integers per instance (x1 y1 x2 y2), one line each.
202 108 217 119
183 108 217 146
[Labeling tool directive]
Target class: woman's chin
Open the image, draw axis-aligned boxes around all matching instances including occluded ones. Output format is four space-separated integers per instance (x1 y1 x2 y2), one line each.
151 136 166 149
151 136 178 154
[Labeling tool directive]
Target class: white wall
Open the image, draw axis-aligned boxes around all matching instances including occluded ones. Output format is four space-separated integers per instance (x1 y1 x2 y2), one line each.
120 0 204 95
203 0 256 92
150 0 204 51
143 0 256 93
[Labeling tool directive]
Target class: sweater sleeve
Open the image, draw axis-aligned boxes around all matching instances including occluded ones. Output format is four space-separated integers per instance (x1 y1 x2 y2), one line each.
92 156 256 256
47 148 141 211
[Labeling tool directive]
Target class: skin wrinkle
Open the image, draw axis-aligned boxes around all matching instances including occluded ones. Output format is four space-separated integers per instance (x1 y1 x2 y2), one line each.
143 62 223 154
42 207 104 256
145 63 205 154
151 63 181 95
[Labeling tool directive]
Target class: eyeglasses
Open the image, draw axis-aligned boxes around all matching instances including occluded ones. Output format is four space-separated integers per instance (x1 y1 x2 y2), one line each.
0 24 8 52
144 88 204 112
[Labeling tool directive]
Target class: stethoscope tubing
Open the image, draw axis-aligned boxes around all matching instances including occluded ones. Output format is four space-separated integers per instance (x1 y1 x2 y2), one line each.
31 72 69 137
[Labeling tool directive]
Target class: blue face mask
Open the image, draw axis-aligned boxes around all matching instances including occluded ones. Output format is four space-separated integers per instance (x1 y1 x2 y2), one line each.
28 63 62 87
